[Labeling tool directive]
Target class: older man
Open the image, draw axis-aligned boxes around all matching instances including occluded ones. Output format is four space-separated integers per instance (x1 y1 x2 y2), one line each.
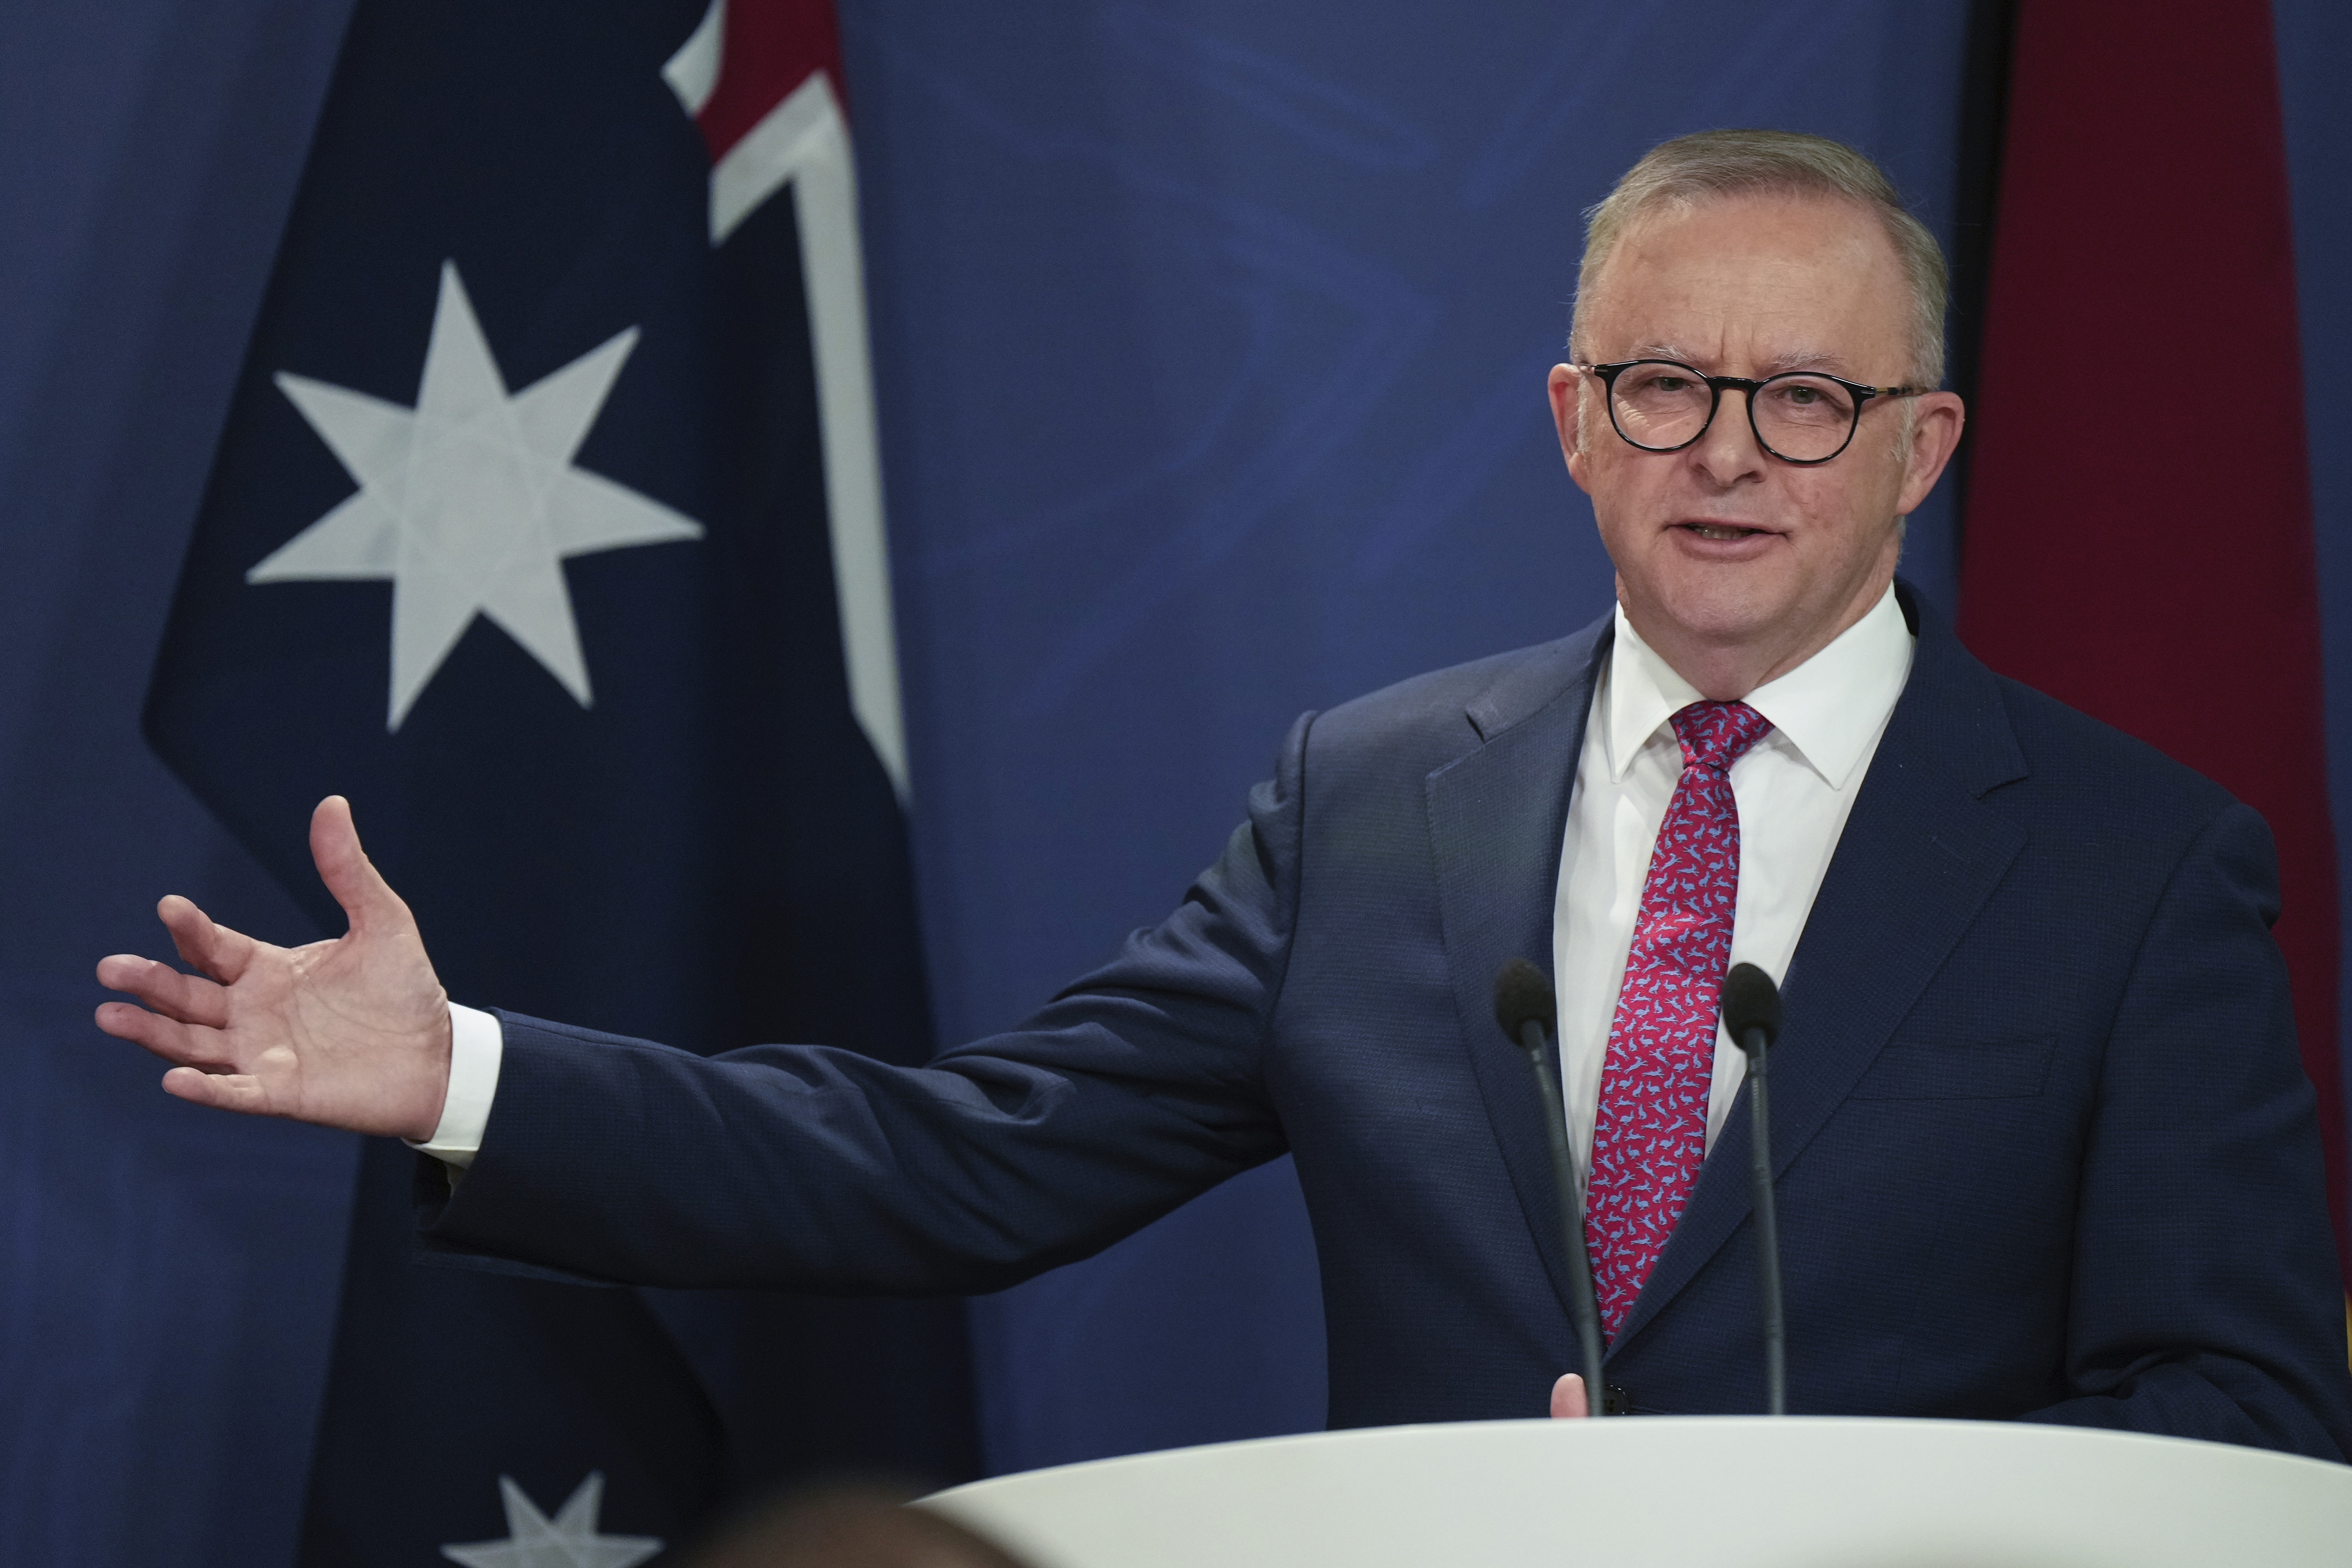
97 131 2352 1456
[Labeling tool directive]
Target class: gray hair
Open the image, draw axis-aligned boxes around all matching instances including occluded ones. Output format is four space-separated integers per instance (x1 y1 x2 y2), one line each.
1571 129 1948 388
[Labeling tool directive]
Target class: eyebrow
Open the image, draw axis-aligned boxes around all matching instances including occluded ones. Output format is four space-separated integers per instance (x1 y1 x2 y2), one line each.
1623 342 1859 377
1757 348 1856 376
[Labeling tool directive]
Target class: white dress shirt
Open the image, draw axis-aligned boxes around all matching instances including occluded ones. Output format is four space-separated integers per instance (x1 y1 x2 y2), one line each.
1551 585 1913 1188
416 586 1915 1173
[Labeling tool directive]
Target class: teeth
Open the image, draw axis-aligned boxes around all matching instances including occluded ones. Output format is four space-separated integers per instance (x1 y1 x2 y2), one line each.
1689 525 1751 540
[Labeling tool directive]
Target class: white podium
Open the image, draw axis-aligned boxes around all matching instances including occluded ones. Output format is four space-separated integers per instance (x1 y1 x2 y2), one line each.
922 1418 2352 1567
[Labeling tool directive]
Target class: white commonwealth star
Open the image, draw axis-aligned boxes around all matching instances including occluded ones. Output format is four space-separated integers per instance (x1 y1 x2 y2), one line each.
250 260 704 729
440 1471 662 1568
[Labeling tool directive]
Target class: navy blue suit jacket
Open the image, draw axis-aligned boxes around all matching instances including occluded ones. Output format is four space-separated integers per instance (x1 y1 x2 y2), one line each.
425 588 2352 1458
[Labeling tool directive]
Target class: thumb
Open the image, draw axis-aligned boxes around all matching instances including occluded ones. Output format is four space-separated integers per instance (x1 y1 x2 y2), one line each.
310 795 405 934
1550 1372 1590 1419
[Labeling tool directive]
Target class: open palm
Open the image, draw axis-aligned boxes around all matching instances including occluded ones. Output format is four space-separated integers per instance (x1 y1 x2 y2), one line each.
95 795 453 1140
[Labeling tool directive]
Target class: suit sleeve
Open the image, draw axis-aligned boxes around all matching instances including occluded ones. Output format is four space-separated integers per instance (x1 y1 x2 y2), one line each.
416 713 1318 1295
2021 800 2352 1459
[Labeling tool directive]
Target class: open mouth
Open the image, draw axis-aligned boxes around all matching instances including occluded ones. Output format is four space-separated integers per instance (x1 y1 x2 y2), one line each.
1677 523 1771 541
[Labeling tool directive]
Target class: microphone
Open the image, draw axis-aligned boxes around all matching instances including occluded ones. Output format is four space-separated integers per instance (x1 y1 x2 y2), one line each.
1492 958 1608 1416
1720 961 1786 1416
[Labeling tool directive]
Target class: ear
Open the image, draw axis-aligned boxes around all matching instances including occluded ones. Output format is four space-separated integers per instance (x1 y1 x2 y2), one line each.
1549 363 1594 495
1895 390 1966 516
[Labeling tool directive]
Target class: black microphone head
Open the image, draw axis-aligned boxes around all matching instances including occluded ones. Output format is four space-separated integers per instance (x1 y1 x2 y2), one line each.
1492 957 1557 1045
1720 962 1782 1055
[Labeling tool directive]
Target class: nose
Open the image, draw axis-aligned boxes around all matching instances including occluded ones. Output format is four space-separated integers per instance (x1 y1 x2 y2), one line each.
1689 385 1769 487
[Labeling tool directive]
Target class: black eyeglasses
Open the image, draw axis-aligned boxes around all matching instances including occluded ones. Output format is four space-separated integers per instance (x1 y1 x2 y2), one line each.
1579 359 1928 465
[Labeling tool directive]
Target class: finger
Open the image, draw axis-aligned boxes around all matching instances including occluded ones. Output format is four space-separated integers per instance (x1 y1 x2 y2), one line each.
161 1065 278 1116
1550 1372 1590 1420
93 953 230 1028
310 795 413 936
95 1001 236 1069
155 894 259 986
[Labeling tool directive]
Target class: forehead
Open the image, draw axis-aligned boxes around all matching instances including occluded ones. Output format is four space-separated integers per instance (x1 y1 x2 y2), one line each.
1583 193 1910 371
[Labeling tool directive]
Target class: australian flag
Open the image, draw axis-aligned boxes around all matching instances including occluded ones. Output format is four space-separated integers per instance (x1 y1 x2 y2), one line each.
145 0 975 1560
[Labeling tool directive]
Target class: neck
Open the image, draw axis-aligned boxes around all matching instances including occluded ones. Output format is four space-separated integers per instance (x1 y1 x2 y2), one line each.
1624 569 1897 702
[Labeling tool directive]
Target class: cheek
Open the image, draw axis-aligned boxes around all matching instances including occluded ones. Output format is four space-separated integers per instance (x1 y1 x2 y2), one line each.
1788 471 1902 547
1589 486 1657 557
1587 454 1671 530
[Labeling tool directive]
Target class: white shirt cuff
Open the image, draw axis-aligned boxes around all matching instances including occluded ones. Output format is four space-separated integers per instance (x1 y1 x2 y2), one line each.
404 1002 504 1170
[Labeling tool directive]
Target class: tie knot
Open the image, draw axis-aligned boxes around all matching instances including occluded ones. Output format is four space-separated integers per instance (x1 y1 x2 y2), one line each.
1670 700 1772 774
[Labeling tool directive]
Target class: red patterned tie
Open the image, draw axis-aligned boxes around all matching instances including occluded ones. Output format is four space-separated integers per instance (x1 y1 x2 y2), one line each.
1586 699 1775 1341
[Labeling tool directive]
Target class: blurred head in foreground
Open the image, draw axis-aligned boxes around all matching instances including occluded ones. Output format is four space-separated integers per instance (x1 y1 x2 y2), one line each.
682 1482 1032 1568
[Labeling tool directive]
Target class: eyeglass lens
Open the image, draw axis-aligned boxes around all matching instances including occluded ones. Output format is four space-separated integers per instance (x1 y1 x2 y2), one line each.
1610 362 1859 462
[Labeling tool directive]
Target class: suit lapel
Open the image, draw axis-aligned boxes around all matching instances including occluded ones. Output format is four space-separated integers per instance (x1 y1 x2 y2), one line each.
1608 593 2030 1352
1427 618 1610 1334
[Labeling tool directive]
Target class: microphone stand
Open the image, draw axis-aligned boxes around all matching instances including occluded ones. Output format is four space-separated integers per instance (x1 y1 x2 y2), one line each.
1513 1016 1610 1417
1729 1014 1786 1416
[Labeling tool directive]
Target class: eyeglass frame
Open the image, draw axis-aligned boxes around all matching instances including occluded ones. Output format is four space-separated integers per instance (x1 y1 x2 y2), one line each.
1575 358 1931 466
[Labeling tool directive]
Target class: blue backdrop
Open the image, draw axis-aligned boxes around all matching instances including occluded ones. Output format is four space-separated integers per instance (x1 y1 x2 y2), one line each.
842 4 1974 1472
3 4 2345 1563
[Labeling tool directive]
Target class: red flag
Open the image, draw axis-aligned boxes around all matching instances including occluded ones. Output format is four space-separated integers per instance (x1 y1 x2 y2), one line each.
1956 0 2349 1292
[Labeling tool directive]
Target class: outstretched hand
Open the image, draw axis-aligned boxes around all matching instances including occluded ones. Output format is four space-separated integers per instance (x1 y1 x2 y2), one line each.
94 796 453 1140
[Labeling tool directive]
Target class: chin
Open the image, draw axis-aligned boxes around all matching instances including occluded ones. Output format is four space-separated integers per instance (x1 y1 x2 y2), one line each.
1649 575 1790 645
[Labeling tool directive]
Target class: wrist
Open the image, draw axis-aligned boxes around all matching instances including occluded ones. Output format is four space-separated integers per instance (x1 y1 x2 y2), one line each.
405 1000 453 1142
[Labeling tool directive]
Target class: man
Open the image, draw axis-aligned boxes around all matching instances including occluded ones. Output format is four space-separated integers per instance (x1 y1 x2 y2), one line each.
96 131 2352 1455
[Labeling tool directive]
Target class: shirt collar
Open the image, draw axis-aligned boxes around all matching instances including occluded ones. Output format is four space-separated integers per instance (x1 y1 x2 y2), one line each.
1603 584 1914 789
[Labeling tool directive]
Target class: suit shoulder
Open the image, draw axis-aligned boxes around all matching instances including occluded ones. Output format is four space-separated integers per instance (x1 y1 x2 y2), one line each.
1990 673 2242 830
1305 621 1604 763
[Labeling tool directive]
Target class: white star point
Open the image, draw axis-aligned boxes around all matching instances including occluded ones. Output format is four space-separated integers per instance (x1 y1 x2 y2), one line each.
440 1471 662 1568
